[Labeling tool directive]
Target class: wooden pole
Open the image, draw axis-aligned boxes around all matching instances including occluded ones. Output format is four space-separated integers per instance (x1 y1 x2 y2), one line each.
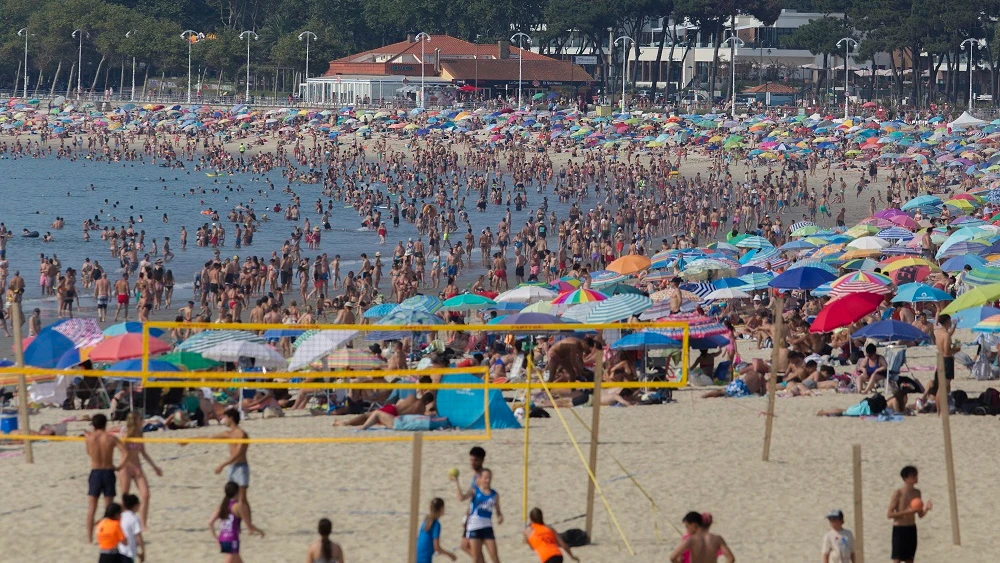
407 432 424 563
762 295 783 461
11 301 33 463
584 355 603 539
522 356 532 525
936 350 961 545
853 444 865 563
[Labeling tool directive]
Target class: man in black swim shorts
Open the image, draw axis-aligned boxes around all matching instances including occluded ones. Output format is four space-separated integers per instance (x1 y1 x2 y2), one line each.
85 414 128 543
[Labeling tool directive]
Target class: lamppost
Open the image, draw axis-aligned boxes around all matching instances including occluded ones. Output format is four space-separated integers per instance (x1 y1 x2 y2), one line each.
72 29 88 97
415 32 431 107
836 37 858 119
961 38 979 109
511 32 531 108
298 31 317 102
239 31 259 102
17 28 30 99
180 30 202 103
758 41 771 88
721 35 745 118
125 29 137 101
615 35 634 113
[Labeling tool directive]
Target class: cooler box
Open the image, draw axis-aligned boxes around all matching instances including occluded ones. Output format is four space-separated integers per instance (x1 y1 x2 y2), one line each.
0 412 18 433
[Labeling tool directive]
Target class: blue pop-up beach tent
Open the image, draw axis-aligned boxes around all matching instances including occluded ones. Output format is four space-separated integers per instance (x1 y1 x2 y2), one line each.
436 374 521 430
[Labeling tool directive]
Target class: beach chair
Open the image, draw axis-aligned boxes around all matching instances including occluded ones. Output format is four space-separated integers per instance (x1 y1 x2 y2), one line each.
884 347 923 394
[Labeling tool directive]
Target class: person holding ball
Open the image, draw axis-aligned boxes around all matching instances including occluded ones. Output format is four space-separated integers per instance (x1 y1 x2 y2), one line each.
887 465 931 563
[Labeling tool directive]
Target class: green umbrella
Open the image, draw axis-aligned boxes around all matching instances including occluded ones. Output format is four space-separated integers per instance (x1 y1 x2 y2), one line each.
159 350 222 370
442 293 497 311
532 92 545 100
942 282 1000 315
605 283 646 296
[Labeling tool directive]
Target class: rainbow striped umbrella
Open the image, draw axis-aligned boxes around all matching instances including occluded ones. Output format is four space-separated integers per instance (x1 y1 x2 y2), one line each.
972 314 1000 333
552 288 609 304
651 313 728 339
828 271 894 298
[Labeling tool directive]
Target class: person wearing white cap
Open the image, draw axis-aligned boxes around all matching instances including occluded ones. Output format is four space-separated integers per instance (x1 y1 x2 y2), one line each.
821 509 855 563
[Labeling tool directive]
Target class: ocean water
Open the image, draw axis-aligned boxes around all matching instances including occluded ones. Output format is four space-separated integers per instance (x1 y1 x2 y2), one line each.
0 154 576 310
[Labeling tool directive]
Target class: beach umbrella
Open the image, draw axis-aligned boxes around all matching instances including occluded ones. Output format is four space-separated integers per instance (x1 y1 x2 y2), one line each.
176 330 265 353
287 330 359 371
496 286 557 304
494 312 567 326
942 282 1000 314
892 283 953 303
362 303 398 318
102 322 165 338
779 240 818 251
107 359 181 380
378 308 443 326
561 302 601 322
159 350 221 370
607 254 652 275
704 287 751 300
879 257 939 272
952 305 1000 328
651 313 728 339
876 227 915 241
316 348 386 369
842 258 879 271
590 271 629 288
50 318 105 348
585 294 653 324
711 277 747 289
962 265 1000 287
202 341 287 370
810 292 885 332
22 330 76 368
610 332 682 350
603 283 646 296
442 294 497 311
734 235 773 249
398 294 443 313
262 329 306 340
737 272 774 290
852 320 929 342
682 258 738 280
936 241 987 260
89 334 171 362
552 288 608 304
520 302 563 315
768 267 837 290
828 271 894 298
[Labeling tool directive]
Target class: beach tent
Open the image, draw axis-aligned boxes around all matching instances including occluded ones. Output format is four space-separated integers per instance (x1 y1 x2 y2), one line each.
436 374 520 430
948 112 986 130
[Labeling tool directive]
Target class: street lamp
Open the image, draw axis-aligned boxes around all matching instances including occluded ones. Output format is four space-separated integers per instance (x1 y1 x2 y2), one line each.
758 41 771 88
615 36 634 113
72 29 89 97
298 31 317 102
414 32 431 107
961 38 980 109
180 30 203 103
511 32 531 108
125 30 137 101
721 35 745 118
17 28 30 99
239 31 260 102
836 37 858 119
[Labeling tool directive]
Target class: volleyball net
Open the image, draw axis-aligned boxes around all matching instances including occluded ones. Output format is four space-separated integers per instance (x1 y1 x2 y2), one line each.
0 319 690 446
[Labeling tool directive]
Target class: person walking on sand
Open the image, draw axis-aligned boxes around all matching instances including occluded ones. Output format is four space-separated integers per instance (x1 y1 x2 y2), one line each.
523 507 578 563
669 511 734 563
417 498 457 563
95 502 126 563
452 446 487 559
209 481 264 563
119 412 163 530
118 494 145 563
454 468 504 563
86 413 128 544
822 509 855 563
212 409 252 518
888 466 932 563
306 518 344 563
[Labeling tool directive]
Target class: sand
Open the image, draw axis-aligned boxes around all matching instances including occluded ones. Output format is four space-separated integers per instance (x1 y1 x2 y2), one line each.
1 337 999 562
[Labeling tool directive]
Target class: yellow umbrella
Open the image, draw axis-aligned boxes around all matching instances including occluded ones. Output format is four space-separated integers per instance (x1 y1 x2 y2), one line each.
879 257 940 272
840 248 881 260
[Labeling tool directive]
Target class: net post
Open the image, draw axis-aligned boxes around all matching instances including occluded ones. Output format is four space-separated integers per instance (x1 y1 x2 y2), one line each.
407 431 424 563
522 354 532 524
936 349 961 545
853 444 865 563
584 354 603 539
11 301 33 463
762 295 783 462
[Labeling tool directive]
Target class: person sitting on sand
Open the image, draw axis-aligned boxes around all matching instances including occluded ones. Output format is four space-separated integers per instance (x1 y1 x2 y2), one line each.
816 390 908 417
607 351 638 382
855 344 888 394
701 364 766 399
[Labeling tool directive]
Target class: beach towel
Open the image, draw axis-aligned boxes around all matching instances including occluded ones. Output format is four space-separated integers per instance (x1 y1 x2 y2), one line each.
392 415 451 431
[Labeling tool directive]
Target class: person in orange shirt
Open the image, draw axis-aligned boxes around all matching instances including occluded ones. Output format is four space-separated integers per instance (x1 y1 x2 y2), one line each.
96 502 126 563
523 507 578 563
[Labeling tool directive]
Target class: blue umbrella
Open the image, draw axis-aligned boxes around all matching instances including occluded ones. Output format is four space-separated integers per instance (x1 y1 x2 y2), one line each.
262 329 306 339
610 332 681 350
779 240 817 251
851 320 929 342
56 348 85 369
24 331 76 368
496 312 567 325
107 359 181 381
362 303 398 318
768 267 837 290
951 305 1000 328
488 302 526 312
940 254 986 272
689 335 732 349
892 283 954 303
712 277 748 289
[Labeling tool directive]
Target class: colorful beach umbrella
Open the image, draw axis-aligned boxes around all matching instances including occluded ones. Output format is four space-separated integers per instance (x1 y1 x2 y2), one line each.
89 334 171 362
551 288 608 305
159 350 222 370
585 294 653 323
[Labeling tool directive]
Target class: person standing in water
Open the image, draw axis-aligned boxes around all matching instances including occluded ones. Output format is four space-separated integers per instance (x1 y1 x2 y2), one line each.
209 481 263 562
306 518 344 563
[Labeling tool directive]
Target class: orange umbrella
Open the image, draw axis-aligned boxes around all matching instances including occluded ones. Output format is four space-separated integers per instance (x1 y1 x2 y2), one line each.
607 254 651 275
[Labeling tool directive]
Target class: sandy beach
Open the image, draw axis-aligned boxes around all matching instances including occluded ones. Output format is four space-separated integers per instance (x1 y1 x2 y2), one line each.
0 337 997 562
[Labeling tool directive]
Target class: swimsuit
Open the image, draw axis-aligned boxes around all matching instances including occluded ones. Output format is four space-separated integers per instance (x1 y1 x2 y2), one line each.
88 468 117 498
218 500 241 554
